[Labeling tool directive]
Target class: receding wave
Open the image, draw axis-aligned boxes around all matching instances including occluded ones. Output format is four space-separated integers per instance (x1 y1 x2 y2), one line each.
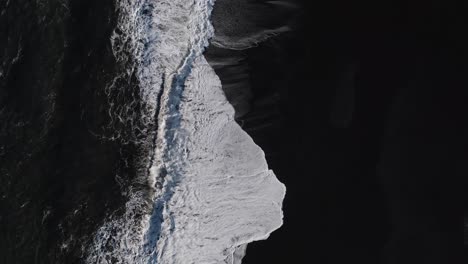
210 0 296 50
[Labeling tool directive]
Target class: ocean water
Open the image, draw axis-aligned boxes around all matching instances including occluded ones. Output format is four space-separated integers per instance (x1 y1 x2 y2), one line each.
0 0 286 263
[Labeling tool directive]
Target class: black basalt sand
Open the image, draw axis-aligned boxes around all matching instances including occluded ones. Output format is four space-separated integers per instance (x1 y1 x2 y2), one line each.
207 0 464 263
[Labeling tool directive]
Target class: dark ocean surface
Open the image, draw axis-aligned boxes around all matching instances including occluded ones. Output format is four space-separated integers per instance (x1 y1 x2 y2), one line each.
0 0 141 263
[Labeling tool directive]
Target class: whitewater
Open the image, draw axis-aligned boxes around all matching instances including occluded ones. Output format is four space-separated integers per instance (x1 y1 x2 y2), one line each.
86 0 285 263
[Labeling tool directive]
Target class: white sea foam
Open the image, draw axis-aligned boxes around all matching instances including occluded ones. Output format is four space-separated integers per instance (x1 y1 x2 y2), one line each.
86 0 285 263
154 56 285 263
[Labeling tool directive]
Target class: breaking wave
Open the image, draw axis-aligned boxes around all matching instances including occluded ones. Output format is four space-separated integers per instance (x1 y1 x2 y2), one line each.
86 0 285 263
